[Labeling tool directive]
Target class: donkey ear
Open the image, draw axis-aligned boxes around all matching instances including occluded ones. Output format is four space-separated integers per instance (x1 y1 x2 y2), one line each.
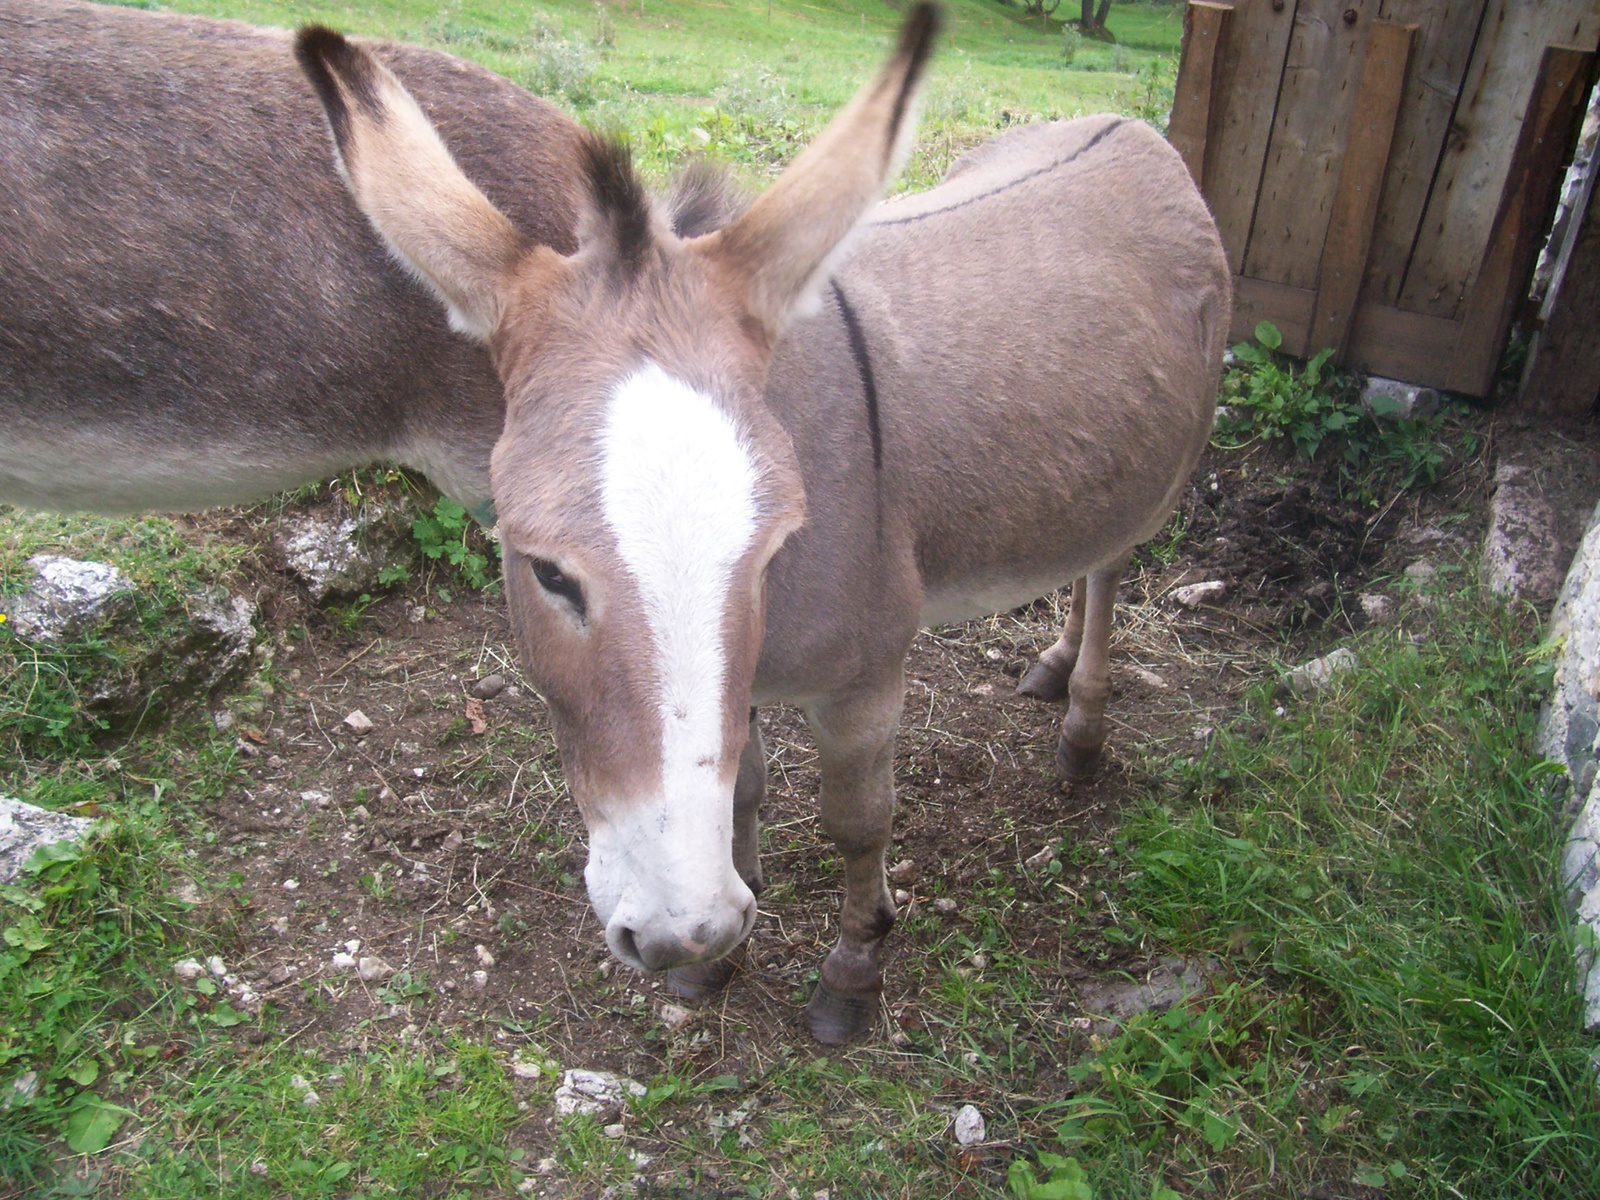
695 3 940 339
296 26 530 341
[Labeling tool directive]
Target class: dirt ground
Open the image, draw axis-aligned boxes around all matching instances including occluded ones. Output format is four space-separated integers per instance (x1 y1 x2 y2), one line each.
179 413 1578 1194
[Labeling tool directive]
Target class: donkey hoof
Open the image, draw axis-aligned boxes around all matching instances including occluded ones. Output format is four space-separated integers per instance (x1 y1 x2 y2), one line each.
805 980 880 1045
665 955 740 1001
1055 739 1103 782
1017 661 1071 703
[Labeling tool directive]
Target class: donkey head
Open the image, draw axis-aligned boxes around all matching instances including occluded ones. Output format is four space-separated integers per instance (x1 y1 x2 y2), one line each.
297 7 939 972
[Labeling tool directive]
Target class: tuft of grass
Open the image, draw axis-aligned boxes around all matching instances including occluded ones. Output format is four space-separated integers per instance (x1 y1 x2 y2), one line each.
1017 582 1600 1197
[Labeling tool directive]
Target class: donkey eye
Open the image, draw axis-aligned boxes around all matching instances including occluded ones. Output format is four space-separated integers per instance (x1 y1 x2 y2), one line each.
530 557 586 619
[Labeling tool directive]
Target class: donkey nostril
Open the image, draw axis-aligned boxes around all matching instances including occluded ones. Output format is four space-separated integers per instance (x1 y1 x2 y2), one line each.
612 924 643 968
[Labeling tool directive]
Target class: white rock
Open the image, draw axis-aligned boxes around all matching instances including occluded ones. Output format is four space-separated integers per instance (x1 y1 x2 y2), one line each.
1286 648 1359 696
602 1123 625 1139
276 505 409 602
3 1071 39 1109
349 804 371 823
330 952 357 971
933 897 959 916
357 955 394 982
206 955 228 978
1174 580 1227 609
553 1069 646 1116
887 858 918 886
344 939 362 955
893 888 912 906
953 1105 987 1146
471 969 490 992
1024 845 1056 871
173 958 204 981
475 944 496 967
1 555 134 642
281 878 300 891
1361 376 1440 420
343 709 375 737
1133 667 1169 689
0 796 94 885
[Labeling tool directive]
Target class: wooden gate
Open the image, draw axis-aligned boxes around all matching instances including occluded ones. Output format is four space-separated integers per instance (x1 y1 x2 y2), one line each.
1168 0 1600 397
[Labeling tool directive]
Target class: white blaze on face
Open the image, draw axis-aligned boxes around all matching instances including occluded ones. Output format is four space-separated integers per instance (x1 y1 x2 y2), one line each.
594 362 760 920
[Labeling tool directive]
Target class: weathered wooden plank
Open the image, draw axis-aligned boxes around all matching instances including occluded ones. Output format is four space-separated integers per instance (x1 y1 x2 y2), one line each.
1524 152 1600 415
1360 0 1491 306
1304 20 1417 358
1446 45 1595 396
1204 0 1301 274
1169 2 1235 189
1242 0 1375 290
1232 274 1464 388
1398 1 1600 319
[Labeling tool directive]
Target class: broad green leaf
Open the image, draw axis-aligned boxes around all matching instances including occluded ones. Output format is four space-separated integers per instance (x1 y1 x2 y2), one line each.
1254 321 1283 350
63 1097 131 1154
66 1059 100 1087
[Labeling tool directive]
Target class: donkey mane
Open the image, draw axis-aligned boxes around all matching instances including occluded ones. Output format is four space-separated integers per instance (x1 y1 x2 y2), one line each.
666 161 750 239
577 133 654 277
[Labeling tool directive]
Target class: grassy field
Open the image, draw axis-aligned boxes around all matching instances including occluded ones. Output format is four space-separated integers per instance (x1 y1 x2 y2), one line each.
5 2 1599 1198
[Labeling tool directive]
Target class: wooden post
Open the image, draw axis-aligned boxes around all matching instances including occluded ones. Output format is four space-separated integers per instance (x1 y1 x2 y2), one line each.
1447 45 1595 397
1303 21 1416 361
1525 149 1600 416
1168 1 1234 191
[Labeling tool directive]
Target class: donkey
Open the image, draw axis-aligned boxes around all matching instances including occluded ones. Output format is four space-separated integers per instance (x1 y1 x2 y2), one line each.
0 0 587 518
298 4 1230 1042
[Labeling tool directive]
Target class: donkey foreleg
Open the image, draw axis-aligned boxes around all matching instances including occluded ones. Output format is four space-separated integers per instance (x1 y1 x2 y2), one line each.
802 686 904 1044
666 710 768 1001
1056 558 1126 781
1017 577 1088 702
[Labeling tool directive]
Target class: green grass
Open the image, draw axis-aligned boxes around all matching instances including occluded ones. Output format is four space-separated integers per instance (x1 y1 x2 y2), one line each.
1022 580 1600 1197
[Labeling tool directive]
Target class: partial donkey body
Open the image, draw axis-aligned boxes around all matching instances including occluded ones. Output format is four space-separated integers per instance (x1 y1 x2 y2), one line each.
731 115 1228 1036
301 6 1227 1044
0 0 584 515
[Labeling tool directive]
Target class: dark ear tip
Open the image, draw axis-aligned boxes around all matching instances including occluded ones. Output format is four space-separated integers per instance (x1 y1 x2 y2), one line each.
899 2 944 62
293 24 348 69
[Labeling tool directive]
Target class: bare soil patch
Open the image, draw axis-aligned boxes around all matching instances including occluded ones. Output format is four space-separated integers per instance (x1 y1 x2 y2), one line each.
191 426 1502 1195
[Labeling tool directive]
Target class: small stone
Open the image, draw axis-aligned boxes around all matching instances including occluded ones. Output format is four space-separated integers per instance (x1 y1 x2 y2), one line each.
1286 648 1359 696
953 1104 986 1146
299 789 329 807
357 955 394 983
266 963 295 985
657 1002 694 1030
1358 592 1395 624
441 829 464 853
281 878 300 891
893 888 912 906
1404 560 1437 584
969 952 989 969
933 898 959 917
1361 376 1440 420
887 858 918 886
1024 845 1056 871
349 804 371 823
1133 667 1168 689
475 944 495 968
888 1030 912 1048
173 958 204 981
1174 580 1227 609
213 710 236 732
344 939 362 954
471 674 506 700
602 1122 625 1139
471 969 489 992
206 955 228 978
249 1160 268 1177
343 709 375 737
536 1157 558 1175
269 916 290 936
331 952 357 971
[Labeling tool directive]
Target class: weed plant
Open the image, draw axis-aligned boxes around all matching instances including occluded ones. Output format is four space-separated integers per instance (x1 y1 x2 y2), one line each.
1013 584 1599 1197
1215 322 1476 497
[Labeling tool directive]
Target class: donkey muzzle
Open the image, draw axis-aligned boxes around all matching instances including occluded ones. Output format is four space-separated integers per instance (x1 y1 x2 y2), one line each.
603 884 757 972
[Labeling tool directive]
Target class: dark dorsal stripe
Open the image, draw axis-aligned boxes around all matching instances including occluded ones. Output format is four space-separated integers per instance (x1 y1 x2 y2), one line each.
874 118 1128 227
831 280 883 472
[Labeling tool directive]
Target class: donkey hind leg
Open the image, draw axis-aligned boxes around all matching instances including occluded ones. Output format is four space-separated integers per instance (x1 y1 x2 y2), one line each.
666 709 767 1001
802 686 904 1044
1056 559 1126 781
1017 577 1088 702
